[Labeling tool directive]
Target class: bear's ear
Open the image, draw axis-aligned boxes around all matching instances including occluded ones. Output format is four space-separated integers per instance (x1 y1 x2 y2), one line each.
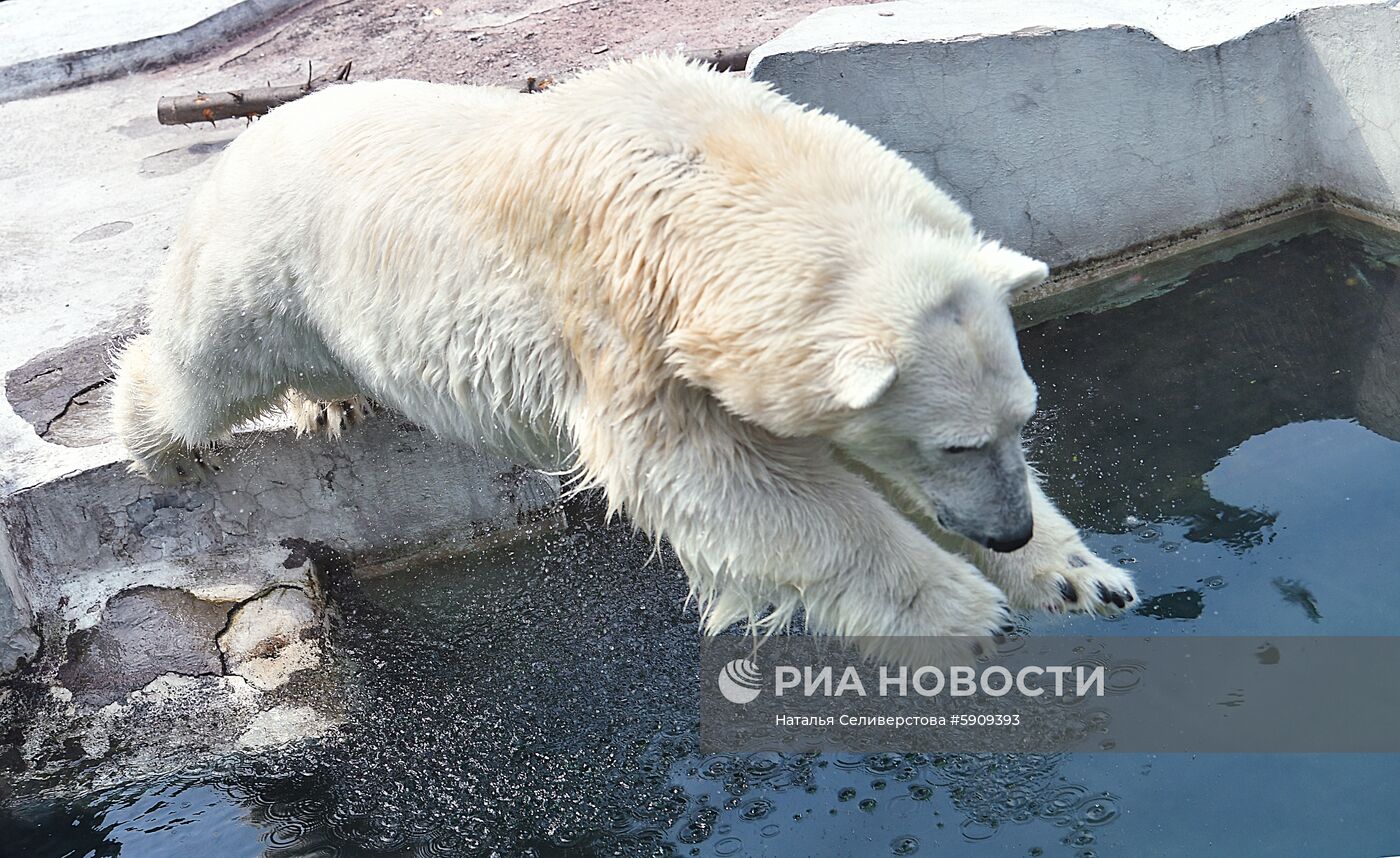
829 341 898 411
980 242 1049 299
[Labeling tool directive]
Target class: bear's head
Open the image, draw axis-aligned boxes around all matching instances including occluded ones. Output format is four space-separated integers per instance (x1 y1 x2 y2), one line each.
668 231 1049 553
820 236 1048 552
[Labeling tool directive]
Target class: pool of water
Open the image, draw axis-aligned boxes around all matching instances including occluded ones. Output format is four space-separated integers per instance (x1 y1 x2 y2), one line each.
5 219 1400 857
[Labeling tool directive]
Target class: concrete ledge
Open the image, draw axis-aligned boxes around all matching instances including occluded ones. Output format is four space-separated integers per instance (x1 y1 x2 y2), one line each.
0 325 561 690
2 420 560 619
0 377 561 768
0 0 310 103
751 0 1400 270
0 395 560 697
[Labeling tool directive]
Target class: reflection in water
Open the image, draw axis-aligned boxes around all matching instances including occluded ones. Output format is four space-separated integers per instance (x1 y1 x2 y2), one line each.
1021 224 1400 638
1023 225 1400 548
1272 577 1323 623
8 222 1400 856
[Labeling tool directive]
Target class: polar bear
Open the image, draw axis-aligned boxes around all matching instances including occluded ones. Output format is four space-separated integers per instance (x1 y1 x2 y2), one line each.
112 57 1136 651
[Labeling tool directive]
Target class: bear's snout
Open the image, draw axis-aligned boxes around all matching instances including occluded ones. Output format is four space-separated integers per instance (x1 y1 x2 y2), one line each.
935 505 1034 553
984 523 1034 554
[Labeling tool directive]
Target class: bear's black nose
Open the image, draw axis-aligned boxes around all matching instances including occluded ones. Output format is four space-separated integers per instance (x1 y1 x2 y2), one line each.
985 527 1033 554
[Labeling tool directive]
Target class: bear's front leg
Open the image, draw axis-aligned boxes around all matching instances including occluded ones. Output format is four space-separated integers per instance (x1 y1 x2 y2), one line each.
971 478 1138 616
623 438 1019 651
571 397 1018 660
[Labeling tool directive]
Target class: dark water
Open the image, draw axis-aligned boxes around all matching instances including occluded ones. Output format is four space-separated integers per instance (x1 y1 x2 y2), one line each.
6 221 1400 857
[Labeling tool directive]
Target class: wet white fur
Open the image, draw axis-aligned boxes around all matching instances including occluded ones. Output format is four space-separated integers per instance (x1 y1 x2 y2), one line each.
112 57 1135 656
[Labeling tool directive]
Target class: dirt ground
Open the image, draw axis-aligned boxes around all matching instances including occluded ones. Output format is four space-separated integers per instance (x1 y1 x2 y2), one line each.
177 0 878 91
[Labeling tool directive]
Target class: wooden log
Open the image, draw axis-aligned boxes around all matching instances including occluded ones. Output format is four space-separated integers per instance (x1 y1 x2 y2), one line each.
156 62 352 125
683 45 754 73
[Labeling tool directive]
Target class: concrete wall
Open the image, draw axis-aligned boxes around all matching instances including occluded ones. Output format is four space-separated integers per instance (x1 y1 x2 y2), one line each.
0 543 39 674
751 0 1400 268
1300 4 1400 210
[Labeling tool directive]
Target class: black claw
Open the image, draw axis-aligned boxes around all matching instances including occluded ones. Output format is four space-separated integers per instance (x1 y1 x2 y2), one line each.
1095 582 1127 609
1069 554 1088 568
315 411 327 427
1125 592 1135 603
1058 579 1079 603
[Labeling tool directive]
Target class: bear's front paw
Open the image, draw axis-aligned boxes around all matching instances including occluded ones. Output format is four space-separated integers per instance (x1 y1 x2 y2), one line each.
1028 550 1137 617
856 571 1016 666
980 535 1138 618
820 552 1017 666
901 563 1017 638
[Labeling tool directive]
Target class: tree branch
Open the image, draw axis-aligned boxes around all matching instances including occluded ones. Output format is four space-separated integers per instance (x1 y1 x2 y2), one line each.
156 61 352 125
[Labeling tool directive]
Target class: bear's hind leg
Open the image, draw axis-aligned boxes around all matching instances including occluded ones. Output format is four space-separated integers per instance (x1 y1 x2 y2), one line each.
111 334 280 484
282 391 375 440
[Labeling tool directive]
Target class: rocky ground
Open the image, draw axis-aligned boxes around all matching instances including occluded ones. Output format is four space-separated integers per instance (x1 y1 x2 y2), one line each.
160 0 877 94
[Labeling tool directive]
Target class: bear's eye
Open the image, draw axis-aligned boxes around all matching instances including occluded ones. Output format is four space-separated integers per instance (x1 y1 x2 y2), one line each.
943 444 981 455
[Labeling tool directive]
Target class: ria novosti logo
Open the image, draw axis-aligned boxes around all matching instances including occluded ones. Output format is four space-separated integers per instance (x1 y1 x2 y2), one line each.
714 657 1109 704
716 658 763 704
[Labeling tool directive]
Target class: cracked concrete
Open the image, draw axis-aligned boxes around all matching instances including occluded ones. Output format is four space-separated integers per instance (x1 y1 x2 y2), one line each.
36 546 328 709
217 585 323 691
3 414 559 627
0 547 340 788
4 328 127 443
56 585 231 708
